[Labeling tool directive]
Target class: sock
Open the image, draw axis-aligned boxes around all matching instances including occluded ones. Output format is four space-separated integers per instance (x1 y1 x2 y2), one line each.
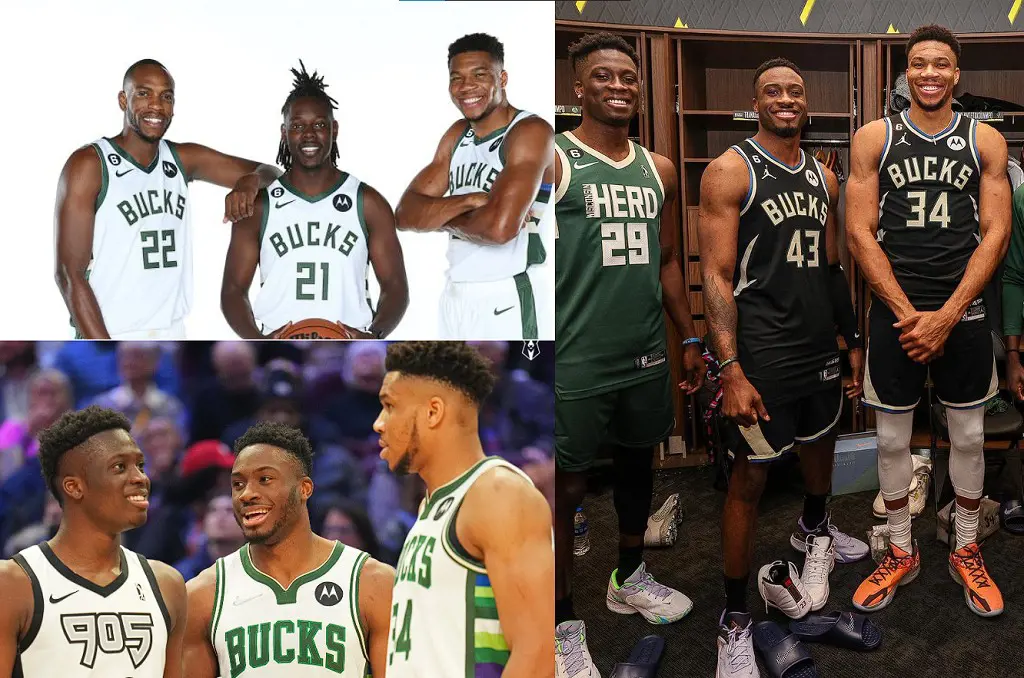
555 596 576 625
887 503 912 553
802 493 828 531
724 574 749 613
955 502 980 550
617 545 643 584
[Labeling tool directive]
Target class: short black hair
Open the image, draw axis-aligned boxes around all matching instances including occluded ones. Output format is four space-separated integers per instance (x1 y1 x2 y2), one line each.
385 341 496 406
234 421 314 477
567 32 639 74
448 33 504 67
906 24 961 63
38 406 132 505
123 59 169 90
753 57 802 92
277 61 339 171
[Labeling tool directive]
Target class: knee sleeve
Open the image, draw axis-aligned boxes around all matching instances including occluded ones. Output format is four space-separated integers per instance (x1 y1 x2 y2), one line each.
612 445 654 536
875 410 915 501
947 407 985 500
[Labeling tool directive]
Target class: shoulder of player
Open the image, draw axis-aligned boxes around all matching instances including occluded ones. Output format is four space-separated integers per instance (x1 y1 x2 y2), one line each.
438 119 471 155
701 149 748 201
356 557 395 606
461 465 548 538
646 150 677 185
505 115 554 145
356 181 393 219
62 143 103 181
184 563 218 605
146 558 187 607
974 121 1008 157
851 118 888 152
817 162 840 198
0 558 33 621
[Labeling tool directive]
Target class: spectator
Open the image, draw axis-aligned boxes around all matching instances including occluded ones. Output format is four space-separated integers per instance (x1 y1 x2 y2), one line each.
174 494 244 580
0 343 38 423
91 343 188 434
0 369 73 483
189 342 261 443
48 341 180 408
323 343 388 474
136 416 184 481
313 497 381 560
370 471 426 565
4 492 61 557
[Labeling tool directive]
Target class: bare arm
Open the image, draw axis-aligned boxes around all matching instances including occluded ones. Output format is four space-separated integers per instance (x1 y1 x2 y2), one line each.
0 560 33 677
823 166 841 266
151 560 187 678
653 152 698 338
54 145 110 339
458 469 554 678
357 557 396 677
221 191 267 339
395 121 488 232
171 142 281 223
844 120 916 321
362 185 409 338
182 566 219 678
446 118 554 245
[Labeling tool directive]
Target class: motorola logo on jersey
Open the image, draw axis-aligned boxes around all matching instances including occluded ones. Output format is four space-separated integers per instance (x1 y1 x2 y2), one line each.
760 191 828 227
333 194 353 212
488 136 504 153
61 612 155 669
271 186 285 199
315 581 344 606
162 161 178 179
885 156 973 190
804 169 820 187
434 496 455 520
947 136 967 151
108 153 122 166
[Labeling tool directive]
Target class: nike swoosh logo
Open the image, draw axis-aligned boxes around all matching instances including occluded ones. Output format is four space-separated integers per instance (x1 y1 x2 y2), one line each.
49 591 78 603
233 593 263 606
493 306 514 316
573 161 598 170
276 200 295 208
115 169 134 177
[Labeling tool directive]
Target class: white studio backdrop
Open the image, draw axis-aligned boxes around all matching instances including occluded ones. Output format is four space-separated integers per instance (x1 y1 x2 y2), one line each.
0 0 554 340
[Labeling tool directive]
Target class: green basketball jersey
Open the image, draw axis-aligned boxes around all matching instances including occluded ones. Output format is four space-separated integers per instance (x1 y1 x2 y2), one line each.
555 131 668 399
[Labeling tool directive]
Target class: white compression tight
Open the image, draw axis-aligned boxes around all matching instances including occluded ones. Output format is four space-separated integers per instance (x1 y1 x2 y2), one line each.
875 410 915 501
946 406 985 500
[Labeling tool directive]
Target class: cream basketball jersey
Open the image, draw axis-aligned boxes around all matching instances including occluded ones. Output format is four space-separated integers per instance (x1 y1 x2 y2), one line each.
387 457 534 678
12 543 169 678
211 541 371 678
445 110 550 282
86 137 192 336
251 174 373 332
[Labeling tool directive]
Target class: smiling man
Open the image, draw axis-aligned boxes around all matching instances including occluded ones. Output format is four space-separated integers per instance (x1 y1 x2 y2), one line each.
396 33 553 340
221 62 408 339
183 421 395 677
55 59 283 339
847 25 1011 617
0 406 187 677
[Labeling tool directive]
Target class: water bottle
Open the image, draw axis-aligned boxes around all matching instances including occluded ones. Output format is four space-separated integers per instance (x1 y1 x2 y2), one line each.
573 506 590 556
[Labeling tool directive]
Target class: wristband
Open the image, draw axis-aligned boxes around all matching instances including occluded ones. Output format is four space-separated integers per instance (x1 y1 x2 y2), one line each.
718 357 739 371
682 337 701 346
1009 349 1021 354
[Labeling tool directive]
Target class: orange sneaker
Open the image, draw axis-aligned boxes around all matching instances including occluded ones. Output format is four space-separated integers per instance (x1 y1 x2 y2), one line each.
852 541 920 612
949 543 1003 617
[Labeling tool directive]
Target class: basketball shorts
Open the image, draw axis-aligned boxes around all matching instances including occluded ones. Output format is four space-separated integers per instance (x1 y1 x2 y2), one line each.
73 318 186 340
555 371 675 472
727 380 843 464
439 266 550 340
863 298 997 411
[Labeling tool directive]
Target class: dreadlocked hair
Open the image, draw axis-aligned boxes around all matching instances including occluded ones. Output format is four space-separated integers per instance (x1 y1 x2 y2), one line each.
277 60 340 171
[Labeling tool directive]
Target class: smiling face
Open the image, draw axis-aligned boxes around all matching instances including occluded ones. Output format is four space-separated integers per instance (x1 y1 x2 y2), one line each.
754 67 808 139
120 63 175 142
449 51 507 122
63 429 151 533
576 48 639 127
907 40 959 113
230 444 310 545
282 96 338 170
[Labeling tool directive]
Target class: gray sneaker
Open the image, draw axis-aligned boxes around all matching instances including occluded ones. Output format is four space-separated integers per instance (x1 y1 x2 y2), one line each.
556 620 601 678
716 611 760 678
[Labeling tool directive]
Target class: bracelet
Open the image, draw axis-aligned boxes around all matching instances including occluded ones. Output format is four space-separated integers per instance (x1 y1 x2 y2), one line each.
718 357 739 371
682 337 701 346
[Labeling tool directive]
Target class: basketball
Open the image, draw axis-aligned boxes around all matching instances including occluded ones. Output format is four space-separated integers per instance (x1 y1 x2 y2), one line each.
276 318 353 339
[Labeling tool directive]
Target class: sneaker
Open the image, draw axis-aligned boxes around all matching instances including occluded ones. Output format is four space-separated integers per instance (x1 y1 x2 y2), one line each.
852 540 920 612
791 512 869 563
949 542 1004 617
555 620 601 678
872 456 931 518
802 534 835 611
716 611 760 678
757 561 811 619
645 494 680 547
606 562 693 623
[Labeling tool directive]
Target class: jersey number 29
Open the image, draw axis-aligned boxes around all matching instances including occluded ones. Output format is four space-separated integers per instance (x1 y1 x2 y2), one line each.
601 222 650 267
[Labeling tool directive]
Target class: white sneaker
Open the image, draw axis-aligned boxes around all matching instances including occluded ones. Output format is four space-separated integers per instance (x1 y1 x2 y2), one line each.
802 534 835 611
606 562 693 624
716 611 760 678
757 561 812 619
645 494 680 546
556 620 601 678
872 456 931 518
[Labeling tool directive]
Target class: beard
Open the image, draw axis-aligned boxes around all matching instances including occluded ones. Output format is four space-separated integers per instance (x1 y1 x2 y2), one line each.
910 89 952 112
127 108 168 143
759 108 805 139
246 485 300 545
391 421 419 477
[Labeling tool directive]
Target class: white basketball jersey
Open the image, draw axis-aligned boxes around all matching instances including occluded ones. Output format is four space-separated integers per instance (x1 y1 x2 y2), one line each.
445 110 551 282
12 543 168 678
211 541 371 678
386 457 534 678
251 174 374 332
87 137 192 336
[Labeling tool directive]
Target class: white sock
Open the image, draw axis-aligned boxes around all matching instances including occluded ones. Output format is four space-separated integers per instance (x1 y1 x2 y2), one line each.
955 503 980 550
887 503 912 553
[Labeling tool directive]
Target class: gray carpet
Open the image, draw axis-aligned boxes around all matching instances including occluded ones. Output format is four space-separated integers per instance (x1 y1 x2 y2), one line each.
572 464 1024 677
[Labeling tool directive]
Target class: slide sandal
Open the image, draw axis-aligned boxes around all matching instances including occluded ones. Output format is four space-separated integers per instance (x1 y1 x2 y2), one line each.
789 611 882 651
752 621 819 678
609 635 664 678
1000 500 1024 536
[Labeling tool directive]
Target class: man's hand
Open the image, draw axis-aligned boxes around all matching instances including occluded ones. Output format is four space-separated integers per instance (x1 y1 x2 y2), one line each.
678 345 706 394
1008 352 1024 401
720 366 770 427
846 347 865 399
224 173 261 223
339 322 374 339
270 322 293 339
895 310 956 363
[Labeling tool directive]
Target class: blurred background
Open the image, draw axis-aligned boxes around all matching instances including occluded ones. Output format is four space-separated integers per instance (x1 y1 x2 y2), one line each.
0 340 554 576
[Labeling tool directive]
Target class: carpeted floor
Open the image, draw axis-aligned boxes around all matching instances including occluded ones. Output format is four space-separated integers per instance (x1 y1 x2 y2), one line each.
572 462 1024 678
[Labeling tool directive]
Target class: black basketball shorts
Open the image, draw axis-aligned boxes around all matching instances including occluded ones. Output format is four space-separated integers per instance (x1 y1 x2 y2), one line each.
863 298 997 411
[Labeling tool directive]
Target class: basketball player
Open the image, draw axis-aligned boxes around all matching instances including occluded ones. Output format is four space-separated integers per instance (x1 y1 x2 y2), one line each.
847 25 1011 616
221 63 409 339
55 58 282 340
0 406 186 676
554 33 704 678
183 421 395 677
699 58 869 677
396 33 553 340
375 342 552 677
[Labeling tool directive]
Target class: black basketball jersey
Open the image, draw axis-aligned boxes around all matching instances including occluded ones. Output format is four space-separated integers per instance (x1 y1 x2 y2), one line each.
877 111 981 311
730 139 840 398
